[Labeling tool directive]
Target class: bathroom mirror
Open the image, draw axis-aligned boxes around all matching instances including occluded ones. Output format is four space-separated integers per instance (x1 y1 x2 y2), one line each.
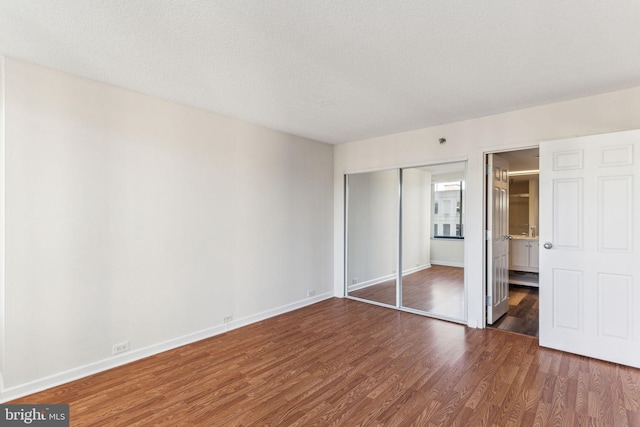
508 174 539 237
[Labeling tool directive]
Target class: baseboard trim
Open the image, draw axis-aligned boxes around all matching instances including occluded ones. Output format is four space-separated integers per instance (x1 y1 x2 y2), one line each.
0 292 333 403
348 273 396 292
402 264 432 276
222 292 333 332
347 264 432 292
430 260 464 268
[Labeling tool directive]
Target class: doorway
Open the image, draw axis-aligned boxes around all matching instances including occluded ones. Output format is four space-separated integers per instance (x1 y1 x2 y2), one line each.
485 130 640 367
486 147 540 337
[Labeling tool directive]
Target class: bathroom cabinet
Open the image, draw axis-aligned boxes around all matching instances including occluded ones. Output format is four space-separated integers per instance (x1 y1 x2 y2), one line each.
509 238 539 273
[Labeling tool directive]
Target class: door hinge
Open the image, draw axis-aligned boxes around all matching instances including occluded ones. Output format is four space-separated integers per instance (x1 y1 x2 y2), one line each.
486 230 491 240
486 295 492 306
486 164 491 175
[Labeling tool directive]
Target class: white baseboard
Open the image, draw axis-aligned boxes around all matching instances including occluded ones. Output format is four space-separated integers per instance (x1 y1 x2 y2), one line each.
430 260 464 268
0 292 333 403
222 291 332 331
347 264 431 292
347 273 396 292
401 264 432 275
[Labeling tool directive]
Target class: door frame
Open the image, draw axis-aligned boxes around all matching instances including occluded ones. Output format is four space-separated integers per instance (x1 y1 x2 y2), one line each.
482 145 539 328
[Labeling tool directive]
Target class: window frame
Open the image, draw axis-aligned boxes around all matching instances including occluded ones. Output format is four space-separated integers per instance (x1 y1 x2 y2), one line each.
432 179 465 240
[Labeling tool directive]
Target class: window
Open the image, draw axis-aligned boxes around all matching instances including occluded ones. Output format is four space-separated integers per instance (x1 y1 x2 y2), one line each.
433 180 464 239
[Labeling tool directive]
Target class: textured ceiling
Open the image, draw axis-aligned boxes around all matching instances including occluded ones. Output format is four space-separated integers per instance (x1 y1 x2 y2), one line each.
1 1 640 144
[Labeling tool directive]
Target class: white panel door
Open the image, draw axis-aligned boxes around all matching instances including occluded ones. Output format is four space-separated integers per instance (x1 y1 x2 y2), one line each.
487 154 509 324
539 129 640 368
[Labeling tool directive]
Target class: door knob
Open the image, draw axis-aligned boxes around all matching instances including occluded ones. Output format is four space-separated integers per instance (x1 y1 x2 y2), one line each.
543 242 553 249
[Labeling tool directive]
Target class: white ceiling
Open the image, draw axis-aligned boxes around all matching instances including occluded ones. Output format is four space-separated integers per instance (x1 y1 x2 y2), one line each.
1 1 640 144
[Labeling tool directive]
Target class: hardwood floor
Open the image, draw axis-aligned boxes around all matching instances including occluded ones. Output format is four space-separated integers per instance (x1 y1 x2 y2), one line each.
349 265 464 320
10 298 640 426
490 285 539 337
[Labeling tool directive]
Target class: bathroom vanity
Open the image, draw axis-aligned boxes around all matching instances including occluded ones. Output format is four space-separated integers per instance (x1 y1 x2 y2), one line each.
509 237 539 287
509 237 539 272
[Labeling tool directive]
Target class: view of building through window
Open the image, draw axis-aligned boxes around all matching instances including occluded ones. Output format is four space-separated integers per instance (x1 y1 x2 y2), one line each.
433 180 464 238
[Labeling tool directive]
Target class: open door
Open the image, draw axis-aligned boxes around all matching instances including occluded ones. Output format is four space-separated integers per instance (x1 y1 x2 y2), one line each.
487 154 510 324
539 129 640 368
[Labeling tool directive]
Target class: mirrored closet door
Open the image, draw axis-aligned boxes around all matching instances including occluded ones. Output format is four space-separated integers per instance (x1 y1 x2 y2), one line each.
346 162 466 322
346 169 399 307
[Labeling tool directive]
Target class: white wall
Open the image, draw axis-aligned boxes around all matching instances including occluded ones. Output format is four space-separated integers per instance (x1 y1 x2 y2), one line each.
401 168 431 271
334 85 640 328
0 58 334 397
430 239 464 267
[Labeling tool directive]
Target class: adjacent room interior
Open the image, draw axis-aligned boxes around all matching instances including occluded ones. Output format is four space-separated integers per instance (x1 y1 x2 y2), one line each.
486 148 540 337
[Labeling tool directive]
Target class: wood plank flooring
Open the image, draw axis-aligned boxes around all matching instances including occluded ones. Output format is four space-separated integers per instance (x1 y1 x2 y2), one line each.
10 298 640 426
490 285 539 337
349 265 465 319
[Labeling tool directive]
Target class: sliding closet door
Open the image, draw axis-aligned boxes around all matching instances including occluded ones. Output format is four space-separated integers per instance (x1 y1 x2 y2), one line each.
400 167 432 311
346 170 399 306
345 163 466 322
401 163 466 321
